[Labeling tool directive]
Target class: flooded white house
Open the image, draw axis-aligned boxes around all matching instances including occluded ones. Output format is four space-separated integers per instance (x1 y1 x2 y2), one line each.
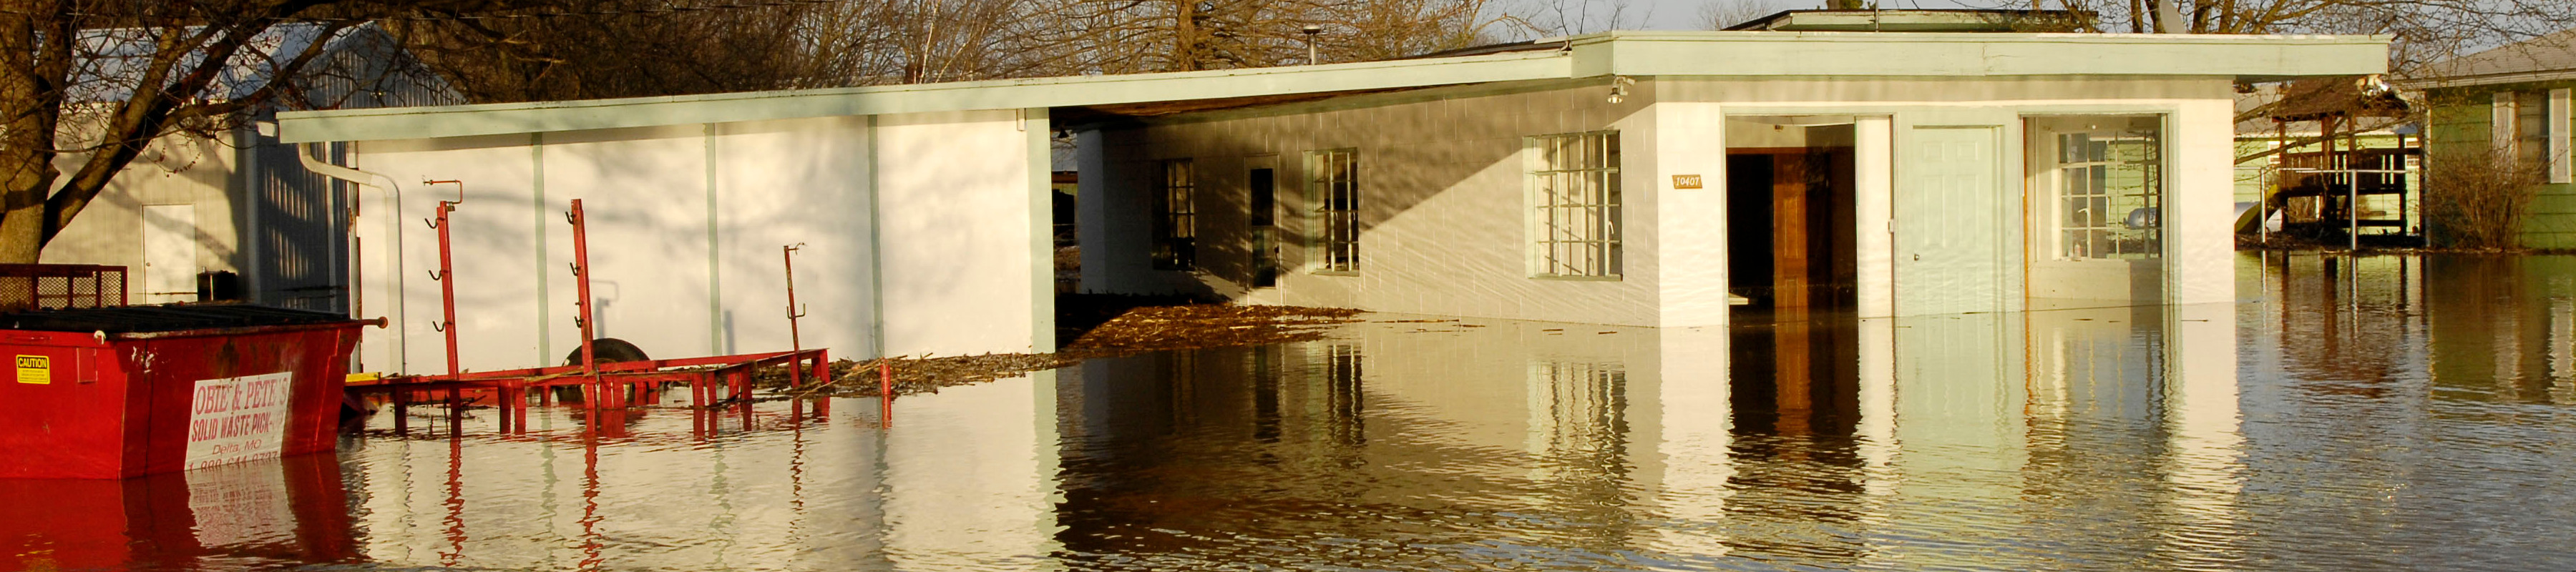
1075 26 2389 325
276 23 2384 375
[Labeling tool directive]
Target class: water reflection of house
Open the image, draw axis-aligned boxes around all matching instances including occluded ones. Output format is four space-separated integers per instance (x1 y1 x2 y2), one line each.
276 22 2381 375
2254 252 2576 405
1052 305 2240 568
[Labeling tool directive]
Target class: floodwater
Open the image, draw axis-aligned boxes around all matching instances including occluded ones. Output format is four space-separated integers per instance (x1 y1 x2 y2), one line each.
9 252 2576 571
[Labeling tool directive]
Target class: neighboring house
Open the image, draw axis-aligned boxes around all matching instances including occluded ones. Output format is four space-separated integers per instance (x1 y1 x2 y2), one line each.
2409 29 2576 247
38 24 460 307
274 26 2380 376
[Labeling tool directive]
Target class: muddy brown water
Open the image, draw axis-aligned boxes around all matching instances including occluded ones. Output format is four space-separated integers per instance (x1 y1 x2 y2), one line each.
7 252 2576 571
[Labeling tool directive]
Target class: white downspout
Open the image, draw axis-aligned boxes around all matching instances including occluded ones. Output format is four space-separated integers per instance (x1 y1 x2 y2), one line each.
297 142 405 373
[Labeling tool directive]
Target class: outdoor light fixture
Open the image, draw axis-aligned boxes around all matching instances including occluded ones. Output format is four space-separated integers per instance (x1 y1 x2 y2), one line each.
1606 76 1635 104
1302 24 1324 64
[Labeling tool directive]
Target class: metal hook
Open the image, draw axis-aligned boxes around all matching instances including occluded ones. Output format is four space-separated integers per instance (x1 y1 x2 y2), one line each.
567 262 582 276
565 210 577 224
430 321 447 332
428 270 444 280
424 217 439 229
789 303 807 319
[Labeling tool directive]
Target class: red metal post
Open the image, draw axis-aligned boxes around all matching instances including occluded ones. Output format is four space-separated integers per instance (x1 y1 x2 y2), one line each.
816 352 831 417
569 199 598 380
426 181 464 380
436 207 456 378
783 244 805 390
879 361 894 428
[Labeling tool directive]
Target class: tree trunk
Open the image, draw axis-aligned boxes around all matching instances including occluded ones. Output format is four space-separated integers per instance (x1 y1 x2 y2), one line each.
0 202 42 265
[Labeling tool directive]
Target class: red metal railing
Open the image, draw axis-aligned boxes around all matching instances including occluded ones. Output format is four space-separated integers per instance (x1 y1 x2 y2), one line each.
0 264 127 310
351 190 861 435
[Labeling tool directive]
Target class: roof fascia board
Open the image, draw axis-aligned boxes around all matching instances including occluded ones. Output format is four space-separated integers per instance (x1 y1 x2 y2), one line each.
278 51 1571 142
1114 77 1595 129
1572 31 2387 79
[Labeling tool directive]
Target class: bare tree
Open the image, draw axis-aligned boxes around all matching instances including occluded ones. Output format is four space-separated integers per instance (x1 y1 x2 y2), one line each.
0 1 452 265
1515 0 1648 36
2422 143 2549 250
1029 0 1506 73
387 0 834 102
1962 0 2575 76
1700 0 1784 29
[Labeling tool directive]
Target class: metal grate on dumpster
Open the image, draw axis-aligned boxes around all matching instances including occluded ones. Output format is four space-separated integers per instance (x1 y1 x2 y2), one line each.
0 303 351 334
0 264 127 310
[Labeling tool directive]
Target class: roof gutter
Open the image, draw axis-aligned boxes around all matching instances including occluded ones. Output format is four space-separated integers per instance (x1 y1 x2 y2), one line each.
296 142 406 370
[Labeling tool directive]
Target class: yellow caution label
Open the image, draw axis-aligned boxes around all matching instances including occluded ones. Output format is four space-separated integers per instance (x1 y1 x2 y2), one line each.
16 355 49 385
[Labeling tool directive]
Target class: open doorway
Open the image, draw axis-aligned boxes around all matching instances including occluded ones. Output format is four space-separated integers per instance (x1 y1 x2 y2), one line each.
1726 117 1859 312
1726 116 1863 443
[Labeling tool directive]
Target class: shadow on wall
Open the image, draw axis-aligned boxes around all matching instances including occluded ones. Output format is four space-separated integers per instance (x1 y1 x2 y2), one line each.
1091 79 1650 310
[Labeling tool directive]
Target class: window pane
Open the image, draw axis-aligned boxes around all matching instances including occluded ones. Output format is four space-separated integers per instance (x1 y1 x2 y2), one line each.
1527 132 1622 277
2039 117 2162 260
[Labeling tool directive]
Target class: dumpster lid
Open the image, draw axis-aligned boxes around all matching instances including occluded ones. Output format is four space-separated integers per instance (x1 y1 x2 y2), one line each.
0 304 354 334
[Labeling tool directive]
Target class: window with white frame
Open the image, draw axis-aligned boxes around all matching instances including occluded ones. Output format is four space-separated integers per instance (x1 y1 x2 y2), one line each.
1307 149 1359 272
1528 132 1621 277
2041 117 2163 260
2516 91 2551 168
1151 159 1196 270
2495 89 2574 184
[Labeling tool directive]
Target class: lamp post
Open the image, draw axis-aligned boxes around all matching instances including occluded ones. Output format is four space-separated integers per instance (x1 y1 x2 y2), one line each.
1302 24 1323 64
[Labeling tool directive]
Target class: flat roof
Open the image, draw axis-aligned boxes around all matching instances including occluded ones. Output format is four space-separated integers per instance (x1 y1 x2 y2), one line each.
279 30 2389 143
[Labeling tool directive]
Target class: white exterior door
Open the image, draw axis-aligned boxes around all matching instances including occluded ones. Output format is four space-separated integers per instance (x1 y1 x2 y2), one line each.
142 204 198 303
1895 125 2007 315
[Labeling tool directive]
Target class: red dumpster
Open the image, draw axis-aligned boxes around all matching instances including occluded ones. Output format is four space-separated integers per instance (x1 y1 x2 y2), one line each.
0 305 377 479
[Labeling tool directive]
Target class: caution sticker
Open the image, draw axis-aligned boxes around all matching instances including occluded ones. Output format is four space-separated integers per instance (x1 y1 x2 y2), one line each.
16 355 49 385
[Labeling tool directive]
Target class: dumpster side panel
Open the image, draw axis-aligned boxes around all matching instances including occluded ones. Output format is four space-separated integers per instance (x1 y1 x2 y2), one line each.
283 327 358 457
0 332 132 479
132 326 361 476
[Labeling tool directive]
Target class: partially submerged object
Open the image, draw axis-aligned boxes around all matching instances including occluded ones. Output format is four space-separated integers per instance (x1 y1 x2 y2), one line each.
0 304 375 478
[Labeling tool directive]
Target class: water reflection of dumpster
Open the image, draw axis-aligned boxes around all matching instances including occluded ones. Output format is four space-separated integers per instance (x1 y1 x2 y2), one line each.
0 305 375 479
0 452 357 570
